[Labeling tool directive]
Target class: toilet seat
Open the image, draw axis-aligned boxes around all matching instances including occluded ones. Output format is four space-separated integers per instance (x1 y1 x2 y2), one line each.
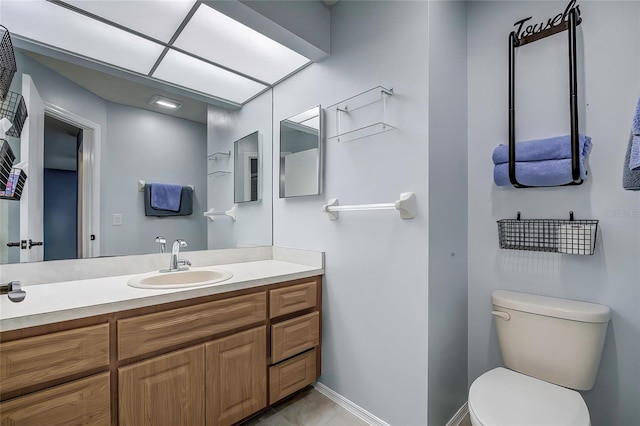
469 368 590 426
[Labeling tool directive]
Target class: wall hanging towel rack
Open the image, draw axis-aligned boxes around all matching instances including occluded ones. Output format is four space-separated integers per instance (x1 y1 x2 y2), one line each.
508 3 582 188
497 211 598 255
203 205 237 221
322 192 415 220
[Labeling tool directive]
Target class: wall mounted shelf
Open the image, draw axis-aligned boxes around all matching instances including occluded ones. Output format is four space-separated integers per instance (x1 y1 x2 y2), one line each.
326 86 395 143
207 151 231 175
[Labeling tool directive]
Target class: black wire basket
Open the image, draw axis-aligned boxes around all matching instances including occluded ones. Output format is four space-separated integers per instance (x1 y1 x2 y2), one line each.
0 139 16 191
0 167 26 201
0 91 28 138
0 26 17 102
497 212 598 255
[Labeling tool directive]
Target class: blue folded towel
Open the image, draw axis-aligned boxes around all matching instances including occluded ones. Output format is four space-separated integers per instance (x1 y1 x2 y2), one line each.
492 134 592 164
150 183 182 211
494 158 588 187
629 96 640 170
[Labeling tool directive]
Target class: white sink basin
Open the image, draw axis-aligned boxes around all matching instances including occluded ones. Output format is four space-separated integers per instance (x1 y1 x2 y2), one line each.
128 269 233 289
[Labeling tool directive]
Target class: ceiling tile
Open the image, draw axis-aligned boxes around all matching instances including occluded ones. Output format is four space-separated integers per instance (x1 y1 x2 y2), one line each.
62 0 196 43
174 4 310 84
1 0 164 75
152 50 267 104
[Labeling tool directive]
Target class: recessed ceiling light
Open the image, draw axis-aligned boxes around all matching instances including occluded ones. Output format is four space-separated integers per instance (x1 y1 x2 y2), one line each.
152 50 267 104
63 0 197 43
174 4 311 84
148 95 183 110
0 0 165 74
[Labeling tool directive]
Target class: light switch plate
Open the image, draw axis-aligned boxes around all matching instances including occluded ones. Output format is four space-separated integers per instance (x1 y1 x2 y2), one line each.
113 214 123 226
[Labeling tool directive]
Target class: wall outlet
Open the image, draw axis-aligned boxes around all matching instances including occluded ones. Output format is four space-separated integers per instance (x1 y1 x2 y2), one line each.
113 214 123 226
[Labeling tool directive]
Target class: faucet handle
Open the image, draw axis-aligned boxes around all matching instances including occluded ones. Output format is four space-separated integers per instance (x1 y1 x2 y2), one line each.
155 236 166 253
175 239 188 248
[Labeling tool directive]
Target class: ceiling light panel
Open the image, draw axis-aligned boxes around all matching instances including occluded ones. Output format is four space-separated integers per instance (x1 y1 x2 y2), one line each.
174 4 311 84
0 1 164 74
62 0 196 43
153 50 267 104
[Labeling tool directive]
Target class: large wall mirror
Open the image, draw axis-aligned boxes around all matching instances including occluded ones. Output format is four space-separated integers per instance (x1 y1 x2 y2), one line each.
279 106 323 198
0 42 273 264
234 132 261 203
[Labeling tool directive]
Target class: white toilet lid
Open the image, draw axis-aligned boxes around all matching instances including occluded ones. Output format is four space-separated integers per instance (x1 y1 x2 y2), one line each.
469 368 590 426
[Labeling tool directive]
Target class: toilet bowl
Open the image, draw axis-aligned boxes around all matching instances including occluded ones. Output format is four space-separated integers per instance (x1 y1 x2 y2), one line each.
468 290 610 426
469 368 590 426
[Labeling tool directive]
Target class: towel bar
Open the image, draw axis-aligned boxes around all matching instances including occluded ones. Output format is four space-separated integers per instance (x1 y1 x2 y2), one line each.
322 192 415 220
138 180 194 192
204 205 237 221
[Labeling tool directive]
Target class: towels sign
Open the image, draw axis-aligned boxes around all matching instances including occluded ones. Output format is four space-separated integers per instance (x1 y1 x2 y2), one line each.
513 0 581 44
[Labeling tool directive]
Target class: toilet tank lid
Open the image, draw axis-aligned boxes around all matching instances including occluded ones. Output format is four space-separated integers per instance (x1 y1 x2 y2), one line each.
492 290 610 323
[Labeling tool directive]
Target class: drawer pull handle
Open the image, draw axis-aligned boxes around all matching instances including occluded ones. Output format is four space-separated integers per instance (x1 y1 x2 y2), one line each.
491 311 510 321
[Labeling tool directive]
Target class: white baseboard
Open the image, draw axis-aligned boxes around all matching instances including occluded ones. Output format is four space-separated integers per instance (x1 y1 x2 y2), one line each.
445 402 469 426
313 382 391 426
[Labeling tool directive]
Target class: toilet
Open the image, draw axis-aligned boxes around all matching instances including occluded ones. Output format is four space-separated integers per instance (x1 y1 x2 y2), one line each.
469 290 610 426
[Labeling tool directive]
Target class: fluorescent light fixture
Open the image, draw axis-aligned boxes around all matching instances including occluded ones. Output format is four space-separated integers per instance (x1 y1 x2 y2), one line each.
148 95 183 110
174 4 311 84
63 0 197 43
0 0 164 74
153 50 267 104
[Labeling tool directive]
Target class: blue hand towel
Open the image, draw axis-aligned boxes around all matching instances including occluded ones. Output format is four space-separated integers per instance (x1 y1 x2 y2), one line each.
492 134 592 164
150 183 182 212
494 158 588 187
629 96 640 170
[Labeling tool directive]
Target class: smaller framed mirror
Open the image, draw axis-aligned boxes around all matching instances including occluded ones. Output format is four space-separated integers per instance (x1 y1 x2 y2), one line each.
234 131 261 203
279 106 323 198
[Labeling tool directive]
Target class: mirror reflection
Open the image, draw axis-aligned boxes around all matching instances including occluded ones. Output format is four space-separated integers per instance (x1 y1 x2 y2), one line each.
0 45 273 264
234 132 260 203
279 106 323 198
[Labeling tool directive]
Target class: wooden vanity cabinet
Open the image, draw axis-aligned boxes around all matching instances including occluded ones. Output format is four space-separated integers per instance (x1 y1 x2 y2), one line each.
0 275 322 426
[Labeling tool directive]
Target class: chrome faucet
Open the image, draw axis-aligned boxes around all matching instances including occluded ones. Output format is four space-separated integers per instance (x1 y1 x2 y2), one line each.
155 236 166 253
160 239 191 273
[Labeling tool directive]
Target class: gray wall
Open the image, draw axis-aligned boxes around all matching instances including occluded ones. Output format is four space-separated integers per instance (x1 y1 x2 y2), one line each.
207 89 273 249
467 2 640 425
103 103 207 256
271 1 430 424
428 2 468 425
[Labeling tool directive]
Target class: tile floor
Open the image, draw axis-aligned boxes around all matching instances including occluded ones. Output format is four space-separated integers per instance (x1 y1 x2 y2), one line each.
242 386 473 426
242 387 369 426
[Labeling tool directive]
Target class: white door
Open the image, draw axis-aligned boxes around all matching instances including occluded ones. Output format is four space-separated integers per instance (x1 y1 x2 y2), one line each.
19 74 44 262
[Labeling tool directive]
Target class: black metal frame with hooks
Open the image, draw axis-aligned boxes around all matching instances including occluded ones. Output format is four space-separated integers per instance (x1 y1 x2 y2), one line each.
508 7 583 188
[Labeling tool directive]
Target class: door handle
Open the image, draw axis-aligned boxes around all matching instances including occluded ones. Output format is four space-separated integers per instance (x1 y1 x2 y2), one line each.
28 239 43 249
6 241 20 247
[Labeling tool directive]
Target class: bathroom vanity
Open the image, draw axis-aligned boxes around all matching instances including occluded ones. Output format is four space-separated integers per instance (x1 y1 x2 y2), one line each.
0 254 323 426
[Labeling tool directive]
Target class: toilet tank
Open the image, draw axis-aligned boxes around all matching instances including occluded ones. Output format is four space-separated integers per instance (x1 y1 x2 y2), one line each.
492 290 610 391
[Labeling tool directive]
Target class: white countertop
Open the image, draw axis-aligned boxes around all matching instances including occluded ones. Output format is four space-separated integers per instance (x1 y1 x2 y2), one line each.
0 260 323 332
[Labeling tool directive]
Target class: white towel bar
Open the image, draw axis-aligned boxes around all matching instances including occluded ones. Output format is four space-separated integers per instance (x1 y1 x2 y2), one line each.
322 192 415 220
203 205 237 221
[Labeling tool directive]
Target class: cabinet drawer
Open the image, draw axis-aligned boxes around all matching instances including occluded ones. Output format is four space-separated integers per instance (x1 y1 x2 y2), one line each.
271 312 319 363
0 323 110 395
0 372 110 426
118 292 266 360
269 349 316 405
269 281 317 319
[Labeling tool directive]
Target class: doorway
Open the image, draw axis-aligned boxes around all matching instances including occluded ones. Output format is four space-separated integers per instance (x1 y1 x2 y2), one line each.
43 115 82 260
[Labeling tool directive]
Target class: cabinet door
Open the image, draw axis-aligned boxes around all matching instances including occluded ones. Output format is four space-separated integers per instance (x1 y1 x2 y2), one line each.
0 372 110 426
205 326 266 426
118 345 204 426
